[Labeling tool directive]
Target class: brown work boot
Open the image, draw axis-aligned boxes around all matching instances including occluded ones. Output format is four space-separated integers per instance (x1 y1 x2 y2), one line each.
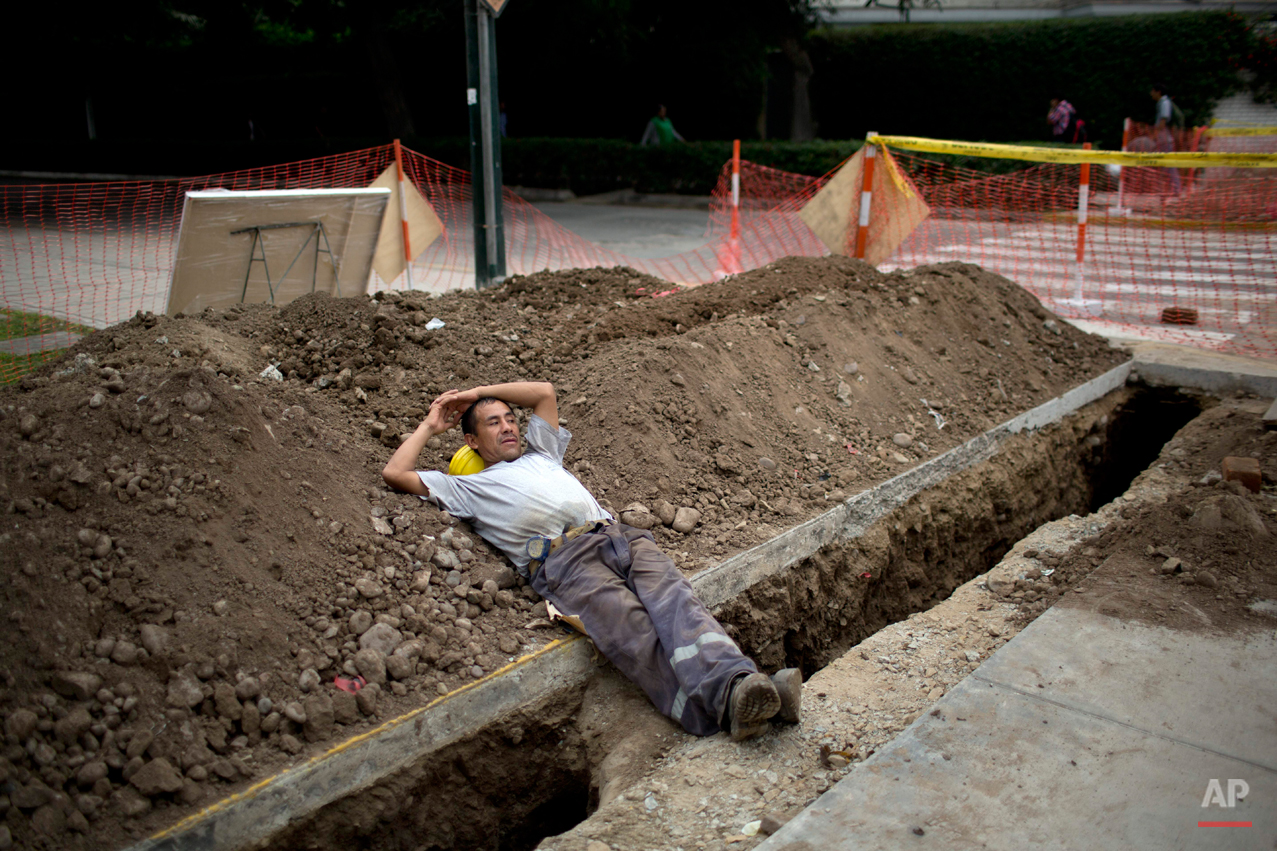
728 672 781 742
771 668 802 724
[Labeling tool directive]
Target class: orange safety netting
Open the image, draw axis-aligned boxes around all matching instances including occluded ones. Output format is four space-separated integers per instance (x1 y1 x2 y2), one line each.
876 141 1276 360
2 139 1274 384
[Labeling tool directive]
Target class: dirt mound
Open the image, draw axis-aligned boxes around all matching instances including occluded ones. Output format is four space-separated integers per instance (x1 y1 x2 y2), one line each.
1033 400 1277 633
0 257 1124 849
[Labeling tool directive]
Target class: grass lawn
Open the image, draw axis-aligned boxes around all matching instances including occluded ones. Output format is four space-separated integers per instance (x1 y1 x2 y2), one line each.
0 307 95 342
0 349 67 382
0 308 96 383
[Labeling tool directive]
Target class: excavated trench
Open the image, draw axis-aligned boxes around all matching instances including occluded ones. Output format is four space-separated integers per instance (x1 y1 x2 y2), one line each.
234 385 1203 851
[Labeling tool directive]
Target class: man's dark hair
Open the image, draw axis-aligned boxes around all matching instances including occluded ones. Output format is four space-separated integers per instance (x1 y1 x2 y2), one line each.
1151 83 1169 96
461 397 507 435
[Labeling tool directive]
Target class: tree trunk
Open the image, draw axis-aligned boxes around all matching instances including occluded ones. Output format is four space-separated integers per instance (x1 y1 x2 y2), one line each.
362 27 417 138
781 38 815 142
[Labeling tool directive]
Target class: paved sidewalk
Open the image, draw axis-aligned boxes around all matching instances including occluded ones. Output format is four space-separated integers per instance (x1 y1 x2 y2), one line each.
1210 93 1277 128
758 605 1277 850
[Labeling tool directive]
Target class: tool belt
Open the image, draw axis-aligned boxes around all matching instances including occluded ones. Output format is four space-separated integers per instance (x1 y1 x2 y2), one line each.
526 519 614 575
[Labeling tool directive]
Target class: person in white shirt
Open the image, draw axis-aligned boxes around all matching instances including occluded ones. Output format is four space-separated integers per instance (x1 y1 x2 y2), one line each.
383 381 800 740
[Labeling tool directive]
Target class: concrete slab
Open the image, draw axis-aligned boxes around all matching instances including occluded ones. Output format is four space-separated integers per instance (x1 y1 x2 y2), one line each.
759 607 1277 850
0 330 82 355
1123 340 1277 398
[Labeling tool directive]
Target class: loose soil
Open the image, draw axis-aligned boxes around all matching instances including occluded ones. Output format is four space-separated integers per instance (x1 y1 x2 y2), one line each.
529 397 1276 851
0 257 1125 850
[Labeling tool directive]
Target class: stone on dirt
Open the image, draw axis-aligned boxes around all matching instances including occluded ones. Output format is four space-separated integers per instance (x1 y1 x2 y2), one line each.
672 507 701 533
50 670 101 701
130 758 184 797
332 690 359 724
620 503 658 529
359 623 403 656
302 693 335 743
214 682 243 721
356 683 380 716
298 668 321 693
4 709 37 740
167 670 204 708
138 624 169 656
354 648 388 685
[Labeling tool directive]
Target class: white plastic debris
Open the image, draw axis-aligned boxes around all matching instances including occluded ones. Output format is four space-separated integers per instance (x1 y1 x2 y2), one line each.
743 820 762 836
424 317 446 331
921 398 946 430
260 364 284 382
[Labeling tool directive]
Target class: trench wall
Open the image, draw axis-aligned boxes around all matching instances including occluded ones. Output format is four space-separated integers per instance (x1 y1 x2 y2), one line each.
720 390 1131 675
256 390 1161 851
135 364 1148 851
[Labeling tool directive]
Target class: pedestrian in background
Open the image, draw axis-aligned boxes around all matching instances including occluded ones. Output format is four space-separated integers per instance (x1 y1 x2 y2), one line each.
1149 83 1183 194
1046 95 1086 143
640 104 686 146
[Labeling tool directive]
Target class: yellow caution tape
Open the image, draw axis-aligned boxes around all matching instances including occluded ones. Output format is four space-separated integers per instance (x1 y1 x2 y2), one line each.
872 135 1277 169
878 145 916 200
1203 126 1277 137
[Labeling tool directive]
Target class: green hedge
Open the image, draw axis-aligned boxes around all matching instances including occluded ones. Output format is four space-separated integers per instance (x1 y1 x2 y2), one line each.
491 138 863 196
376 137 866 196
808 11 1250 145
0 137 862 196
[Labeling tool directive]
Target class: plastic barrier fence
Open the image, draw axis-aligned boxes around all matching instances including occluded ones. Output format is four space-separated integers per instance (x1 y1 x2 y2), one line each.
864 134 1276 359
1 137 1274 382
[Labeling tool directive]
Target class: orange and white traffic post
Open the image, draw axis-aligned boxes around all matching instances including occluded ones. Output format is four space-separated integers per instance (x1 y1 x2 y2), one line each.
393 139 414 289
729 139 742 272
1066 141 1101 314
853 132 878 259
1113 118 1132 215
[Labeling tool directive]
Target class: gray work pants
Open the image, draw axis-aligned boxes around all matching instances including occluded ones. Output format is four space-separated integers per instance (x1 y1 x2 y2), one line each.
531 524 756 736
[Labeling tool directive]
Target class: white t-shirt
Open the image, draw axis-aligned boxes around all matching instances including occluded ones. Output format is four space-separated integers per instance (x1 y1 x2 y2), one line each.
417 414 612 570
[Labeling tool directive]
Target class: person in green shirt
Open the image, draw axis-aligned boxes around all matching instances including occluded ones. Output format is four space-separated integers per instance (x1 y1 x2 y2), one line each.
640 104 686 146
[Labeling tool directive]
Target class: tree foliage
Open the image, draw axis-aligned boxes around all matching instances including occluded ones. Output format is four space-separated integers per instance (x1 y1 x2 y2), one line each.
808 11 1251 144
12 0 818 146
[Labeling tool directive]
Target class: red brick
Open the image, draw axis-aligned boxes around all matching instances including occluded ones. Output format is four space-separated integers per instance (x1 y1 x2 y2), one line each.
1221 456 1261 494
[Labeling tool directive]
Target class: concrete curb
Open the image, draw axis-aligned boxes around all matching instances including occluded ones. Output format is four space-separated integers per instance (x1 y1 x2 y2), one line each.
128 361 1133 851
1133 360 1277 399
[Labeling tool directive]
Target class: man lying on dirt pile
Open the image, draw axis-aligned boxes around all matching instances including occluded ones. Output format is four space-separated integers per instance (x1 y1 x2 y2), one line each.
383 380 800 740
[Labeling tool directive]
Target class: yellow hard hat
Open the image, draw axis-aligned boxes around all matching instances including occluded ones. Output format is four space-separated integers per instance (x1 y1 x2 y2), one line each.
448 444 487 476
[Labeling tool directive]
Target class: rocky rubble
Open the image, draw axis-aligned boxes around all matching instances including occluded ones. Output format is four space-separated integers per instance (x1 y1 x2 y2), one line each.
0 257 1123 848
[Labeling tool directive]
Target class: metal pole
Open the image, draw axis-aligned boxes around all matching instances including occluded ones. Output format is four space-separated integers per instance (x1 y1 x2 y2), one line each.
476 8 505 286
465 0 505 289
464 0 488 288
